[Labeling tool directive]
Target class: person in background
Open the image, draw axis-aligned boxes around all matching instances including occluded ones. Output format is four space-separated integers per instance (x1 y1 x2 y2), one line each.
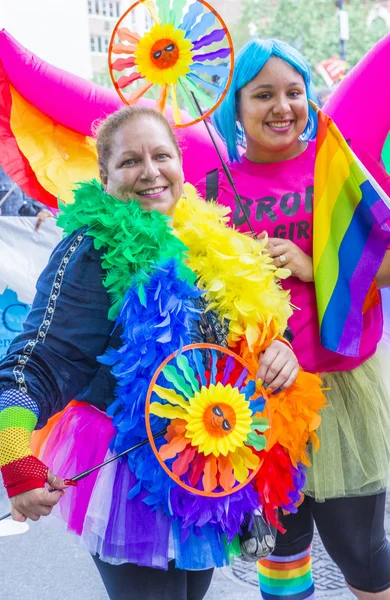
0 166 52 230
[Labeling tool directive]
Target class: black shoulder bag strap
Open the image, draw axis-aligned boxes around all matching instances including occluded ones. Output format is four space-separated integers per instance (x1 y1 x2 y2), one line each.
205 168 219 202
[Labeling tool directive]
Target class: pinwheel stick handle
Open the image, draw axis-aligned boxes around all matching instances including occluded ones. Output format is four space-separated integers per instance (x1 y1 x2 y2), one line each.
190 92 256 238
0 430 167 522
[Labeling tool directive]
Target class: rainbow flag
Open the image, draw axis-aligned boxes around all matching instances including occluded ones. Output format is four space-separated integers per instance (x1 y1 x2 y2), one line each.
313 108 390 356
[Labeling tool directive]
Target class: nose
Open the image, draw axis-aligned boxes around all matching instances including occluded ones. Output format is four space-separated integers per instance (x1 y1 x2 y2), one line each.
272 94 291 117
140 157 159 181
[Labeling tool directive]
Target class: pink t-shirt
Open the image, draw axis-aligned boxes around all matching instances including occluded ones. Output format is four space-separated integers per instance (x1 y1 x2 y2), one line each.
196 141 386 373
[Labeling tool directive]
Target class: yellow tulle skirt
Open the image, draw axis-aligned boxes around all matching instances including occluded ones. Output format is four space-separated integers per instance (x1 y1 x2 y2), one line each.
304 346 390 501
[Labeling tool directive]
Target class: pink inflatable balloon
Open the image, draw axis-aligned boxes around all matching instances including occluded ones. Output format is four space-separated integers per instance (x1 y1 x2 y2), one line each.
0 29 227 186
324 33 390 164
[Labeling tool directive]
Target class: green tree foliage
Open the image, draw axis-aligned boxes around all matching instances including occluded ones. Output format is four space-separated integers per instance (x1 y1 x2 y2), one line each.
232 0 388 87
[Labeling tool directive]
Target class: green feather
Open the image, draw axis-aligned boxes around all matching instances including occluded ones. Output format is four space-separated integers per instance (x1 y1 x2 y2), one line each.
57 180 194 319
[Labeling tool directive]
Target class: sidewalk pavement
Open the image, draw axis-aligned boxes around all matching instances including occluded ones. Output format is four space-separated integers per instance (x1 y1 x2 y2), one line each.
210 495 390 599
0 490 388 599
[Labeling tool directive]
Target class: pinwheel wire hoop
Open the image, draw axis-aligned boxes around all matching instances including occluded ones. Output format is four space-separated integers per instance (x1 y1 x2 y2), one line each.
145 343 270 497
108 0 234 127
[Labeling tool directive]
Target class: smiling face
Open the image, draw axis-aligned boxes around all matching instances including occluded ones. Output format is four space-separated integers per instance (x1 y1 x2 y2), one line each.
100 116 184 216
150 38 179 69
203 403 237 438
239 57 309 163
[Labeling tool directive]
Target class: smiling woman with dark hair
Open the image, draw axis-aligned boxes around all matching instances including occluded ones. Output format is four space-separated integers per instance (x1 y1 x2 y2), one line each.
197 37 390 600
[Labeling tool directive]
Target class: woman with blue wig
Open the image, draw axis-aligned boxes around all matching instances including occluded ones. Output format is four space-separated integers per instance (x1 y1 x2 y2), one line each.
197 38 390 600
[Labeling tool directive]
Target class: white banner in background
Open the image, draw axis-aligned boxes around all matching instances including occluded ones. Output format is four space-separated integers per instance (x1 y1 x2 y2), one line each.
0 217 62 359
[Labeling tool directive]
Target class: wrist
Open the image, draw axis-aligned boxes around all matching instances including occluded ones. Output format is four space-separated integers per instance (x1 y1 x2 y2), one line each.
2 455 48 498
302 257 314 282
302 270 314 283
7 478 46 498
276 336 293 350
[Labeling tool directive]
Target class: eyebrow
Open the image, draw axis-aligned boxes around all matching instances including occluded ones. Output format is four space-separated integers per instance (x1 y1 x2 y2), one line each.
119 145 171 157
152 145 171 153
250 82 304 92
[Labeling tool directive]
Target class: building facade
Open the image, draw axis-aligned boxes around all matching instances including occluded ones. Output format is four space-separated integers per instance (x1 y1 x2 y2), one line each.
88 0 153 85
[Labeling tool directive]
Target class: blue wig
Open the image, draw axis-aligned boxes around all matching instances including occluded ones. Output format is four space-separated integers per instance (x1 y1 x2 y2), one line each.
213 38 318 163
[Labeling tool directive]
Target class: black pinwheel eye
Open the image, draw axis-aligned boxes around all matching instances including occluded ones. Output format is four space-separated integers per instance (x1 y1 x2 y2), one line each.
164 43 175 52
212 405 223 417
222 419 231 431
153 50 162 59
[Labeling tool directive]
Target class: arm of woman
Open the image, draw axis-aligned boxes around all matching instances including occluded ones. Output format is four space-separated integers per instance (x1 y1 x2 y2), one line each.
0 230 114 519
375 250 390 289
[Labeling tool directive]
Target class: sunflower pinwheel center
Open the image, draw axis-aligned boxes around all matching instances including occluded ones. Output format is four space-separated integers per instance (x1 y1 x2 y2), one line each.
203 402 237 438
182 383 253 457
150 39 179 69
134 23 193 86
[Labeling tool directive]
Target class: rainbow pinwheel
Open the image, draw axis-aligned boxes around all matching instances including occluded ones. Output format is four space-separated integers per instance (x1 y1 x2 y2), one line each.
146 344 269 497
109 0 234 126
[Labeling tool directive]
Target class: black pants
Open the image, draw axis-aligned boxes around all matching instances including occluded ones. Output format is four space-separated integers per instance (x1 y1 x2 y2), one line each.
92 555 214 600
274 492 390 593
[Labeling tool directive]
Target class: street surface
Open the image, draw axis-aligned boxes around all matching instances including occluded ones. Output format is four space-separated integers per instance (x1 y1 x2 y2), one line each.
1 491 388 599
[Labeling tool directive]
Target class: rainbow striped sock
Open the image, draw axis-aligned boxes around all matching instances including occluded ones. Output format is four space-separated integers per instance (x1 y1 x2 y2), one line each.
258 546 315 599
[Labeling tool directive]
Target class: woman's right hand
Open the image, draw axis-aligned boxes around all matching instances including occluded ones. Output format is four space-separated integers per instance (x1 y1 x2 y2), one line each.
10 469 68 522
259 233 314 283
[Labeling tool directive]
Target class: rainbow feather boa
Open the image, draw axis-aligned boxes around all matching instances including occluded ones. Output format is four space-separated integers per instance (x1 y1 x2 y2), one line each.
58 180 326 540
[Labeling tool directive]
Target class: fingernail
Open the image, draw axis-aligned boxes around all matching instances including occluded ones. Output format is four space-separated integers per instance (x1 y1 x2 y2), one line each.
272 387 282 395
64 479 78 487
263 383 268 389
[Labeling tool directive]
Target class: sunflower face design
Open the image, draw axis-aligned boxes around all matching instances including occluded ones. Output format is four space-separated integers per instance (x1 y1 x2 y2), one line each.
135 24 193 86
207 404 236 434
148 346 269 495
184 383 252 456
151 40 178 67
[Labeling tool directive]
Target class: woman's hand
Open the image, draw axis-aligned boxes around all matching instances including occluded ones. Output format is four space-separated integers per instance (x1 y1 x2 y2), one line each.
35 209 53 232
262 235 314 283
10 469 68 522
257 340 299 392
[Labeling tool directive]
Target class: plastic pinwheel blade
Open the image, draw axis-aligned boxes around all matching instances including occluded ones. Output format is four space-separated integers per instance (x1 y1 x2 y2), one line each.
108 0 234 127
145 343 268 496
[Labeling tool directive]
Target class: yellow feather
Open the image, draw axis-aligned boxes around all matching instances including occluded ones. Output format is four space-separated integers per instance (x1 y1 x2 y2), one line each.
174 184 293 355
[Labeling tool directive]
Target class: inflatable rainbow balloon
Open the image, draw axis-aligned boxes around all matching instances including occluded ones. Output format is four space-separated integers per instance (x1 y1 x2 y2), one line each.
0 29 227 206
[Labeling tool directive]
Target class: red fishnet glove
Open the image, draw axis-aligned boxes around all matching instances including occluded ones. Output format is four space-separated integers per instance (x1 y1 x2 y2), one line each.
1 455 49 498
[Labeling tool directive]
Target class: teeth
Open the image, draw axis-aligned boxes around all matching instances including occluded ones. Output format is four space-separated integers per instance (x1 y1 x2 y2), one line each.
138 187 165 195
268 122 291 128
